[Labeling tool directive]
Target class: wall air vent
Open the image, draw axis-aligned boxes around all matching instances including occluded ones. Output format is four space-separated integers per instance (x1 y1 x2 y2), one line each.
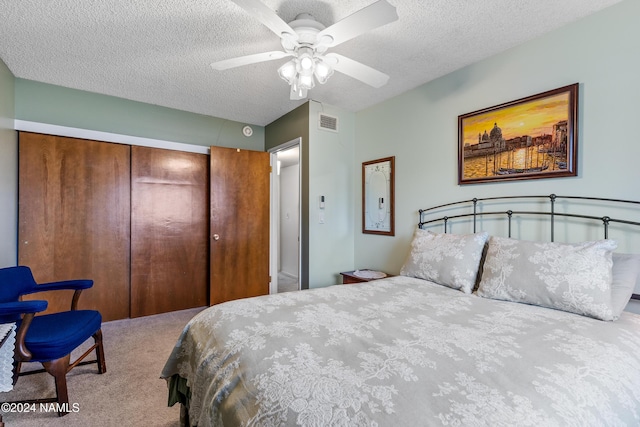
318 113 338 132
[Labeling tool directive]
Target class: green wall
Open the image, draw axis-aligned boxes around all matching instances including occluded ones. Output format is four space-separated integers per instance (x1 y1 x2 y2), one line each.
307 101 355 288
0 59 16 268
354 0 640 273
265 102 309 152
266 103 310 288
265 101 356 289
15 79 265 150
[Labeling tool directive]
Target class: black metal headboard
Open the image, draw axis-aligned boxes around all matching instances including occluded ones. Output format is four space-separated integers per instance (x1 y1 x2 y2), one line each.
418 194 640 300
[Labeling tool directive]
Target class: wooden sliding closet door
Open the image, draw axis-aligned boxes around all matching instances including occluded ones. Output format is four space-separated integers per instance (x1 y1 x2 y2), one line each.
130 146 209 317
18 132 131 321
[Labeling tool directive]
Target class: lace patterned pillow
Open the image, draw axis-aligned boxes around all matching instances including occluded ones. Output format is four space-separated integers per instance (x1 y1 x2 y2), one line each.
400 229 489 293
477 236 617 321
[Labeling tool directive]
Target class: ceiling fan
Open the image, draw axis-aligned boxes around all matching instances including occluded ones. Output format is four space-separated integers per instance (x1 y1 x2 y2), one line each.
211 0 399 100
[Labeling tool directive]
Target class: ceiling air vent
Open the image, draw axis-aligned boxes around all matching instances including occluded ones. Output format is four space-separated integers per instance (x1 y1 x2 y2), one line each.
318 113 338 132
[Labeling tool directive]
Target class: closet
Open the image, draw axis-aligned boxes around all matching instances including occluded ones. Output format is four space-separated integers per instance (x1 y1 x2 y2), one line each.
130 145 208 317
18 132 208 321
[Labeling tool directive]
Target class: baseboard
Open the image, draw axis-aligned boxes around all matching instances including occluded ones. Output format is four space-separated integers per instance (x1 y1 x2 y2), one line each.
278 271 298 280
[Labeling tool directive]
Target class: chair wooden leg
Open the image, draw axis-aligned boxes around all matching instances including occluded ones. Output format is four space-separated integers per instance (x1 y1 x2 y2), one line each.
180 404 191 427
94 329 106 374
42 354 70 417
12 360 22 386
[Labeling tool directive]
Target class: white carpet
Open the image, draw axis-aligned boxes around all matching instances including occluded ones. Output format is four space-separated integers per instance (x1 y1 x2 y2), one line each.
277 272 299 293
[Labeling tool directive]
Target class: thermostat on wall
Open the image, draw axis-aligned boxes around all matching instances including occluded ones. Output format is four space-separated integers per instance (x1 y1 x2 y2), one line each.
242 125 253 137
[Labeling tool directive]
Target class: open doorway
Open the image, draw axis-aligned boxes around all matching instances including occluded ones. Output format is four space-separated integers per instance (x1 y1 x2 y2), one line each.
269 138 301 294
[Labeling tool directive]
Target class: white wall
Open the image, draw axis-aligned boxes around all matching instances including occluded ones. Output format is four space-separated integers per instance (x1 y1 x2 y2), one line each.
308 101 355 287
0 59 16 268
354 0 640 274
280 163 299 277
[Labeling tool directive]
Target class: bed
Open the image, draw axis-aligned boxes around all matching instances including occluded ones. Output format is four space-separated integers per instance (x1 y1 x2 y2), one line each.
161 194 640 426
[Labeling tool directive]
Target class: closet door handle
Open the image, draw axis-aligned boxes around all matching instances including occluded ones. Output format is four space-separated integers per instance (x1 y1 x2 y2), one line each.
212 234 220 241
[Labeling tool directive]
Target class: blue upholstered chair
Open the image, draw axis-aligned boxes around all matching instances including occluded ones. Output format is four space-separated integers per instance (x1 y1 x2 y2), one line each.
0 266 106 416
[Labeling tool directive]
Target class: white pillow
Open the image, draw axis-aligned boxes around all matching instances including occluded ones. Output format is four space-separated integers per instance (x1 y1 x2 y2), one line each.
400 229 489 294
477 236 617 321
611 253 640 319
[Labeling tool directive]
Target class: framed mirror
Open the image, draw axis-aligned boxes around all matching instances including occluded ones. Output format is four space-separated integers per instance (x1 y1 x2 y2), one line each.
362 156 395 235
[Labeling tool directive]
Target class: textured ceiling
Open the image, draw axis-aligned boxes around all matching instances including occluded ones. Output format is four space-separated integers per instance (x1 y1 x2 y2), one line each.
0 0 622 127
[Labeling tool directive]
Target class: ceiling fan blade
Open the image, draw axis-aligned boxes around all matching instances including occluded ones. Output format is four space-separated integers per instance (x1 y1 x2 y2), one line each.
324 53 389 88
211 51 291 71
230 0 297 39
317 0 398 48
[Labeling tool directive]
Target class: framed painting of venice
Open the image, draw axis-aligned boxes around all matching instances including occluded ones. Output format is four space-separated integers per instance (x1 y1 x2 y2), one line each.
458 83 578 185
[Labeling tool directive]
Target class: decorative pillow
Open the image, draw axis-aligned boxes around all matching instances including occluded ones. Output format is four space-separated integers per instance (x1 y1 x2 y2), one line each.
477 236 617 321
400 229 489 293
611 253 640 319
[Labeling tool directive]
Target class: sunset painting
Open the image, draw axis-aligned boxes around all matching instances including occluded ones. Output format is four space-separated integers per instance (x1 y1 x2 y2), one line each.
458 84 578 184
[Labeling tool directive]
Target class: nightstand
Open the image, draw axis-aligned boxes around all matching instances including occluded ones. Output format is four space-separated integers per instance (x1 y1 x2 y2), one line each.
340 270 392 284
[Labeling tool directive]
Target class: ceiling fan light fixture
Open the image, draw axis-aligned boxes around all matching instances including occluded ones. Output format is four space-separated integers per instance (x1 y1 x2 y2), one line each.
298 74 315 90
291 78 308 99
314 59 334 84
277 60 297 84
297 47 315 72
275 47 317 97
299 56 314 71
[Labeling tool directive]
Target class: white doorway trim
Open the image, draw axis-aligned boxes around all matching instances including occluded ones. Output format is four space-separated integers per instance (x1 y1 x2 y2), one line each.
14 120 209 154
269 138 302 294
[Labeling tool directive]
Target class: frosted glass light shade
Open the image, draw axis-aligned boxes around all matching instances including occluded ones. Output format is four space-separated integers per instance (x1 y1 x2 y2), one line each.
314 60 334 84
298 74 315 90
278 60 297 84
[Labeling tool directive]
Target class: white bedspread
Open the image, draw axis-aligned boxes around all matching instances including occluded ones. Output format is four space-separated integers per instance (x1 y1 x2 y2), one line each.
0 322 16 392
162 276 640 426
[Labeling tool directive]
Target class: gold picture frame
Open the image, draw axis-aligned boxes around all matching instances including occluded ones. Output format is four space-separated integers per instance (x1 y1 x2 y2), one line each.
458 83 578 184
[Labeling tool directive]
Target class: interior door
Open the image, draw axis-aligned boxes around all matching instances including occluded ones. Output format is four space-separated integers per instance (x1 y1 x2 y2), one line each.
210 146 270 305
